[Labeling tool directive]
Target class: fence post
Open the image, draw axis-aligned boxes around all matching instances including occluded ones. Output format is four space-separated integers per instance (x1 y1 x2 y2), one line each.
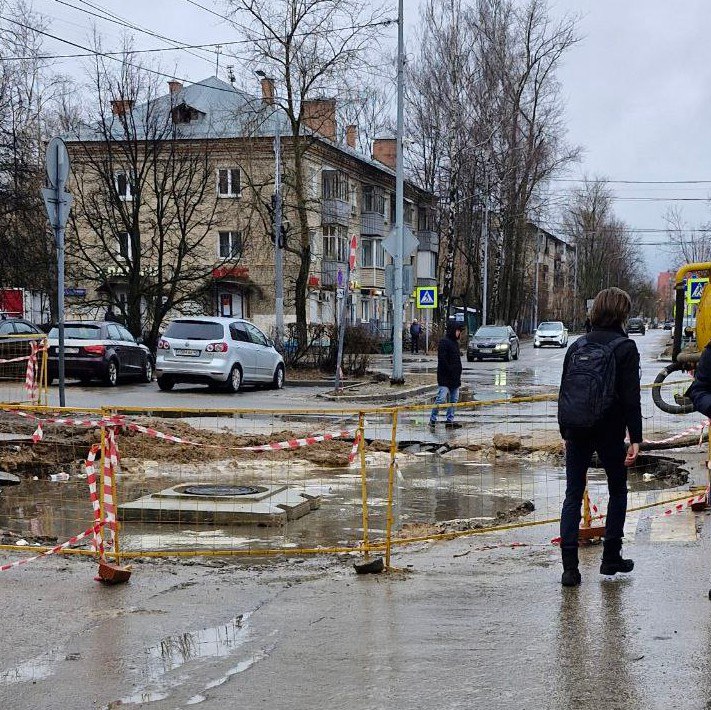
99 408 106 555
385 407 399 570
358 411 370 555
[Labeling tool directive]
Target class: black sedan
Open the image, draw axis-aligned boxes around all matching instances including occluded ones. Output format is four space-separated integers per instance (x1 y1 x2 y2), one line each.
467 325 520 362
0 318 45 380
47 321 153 386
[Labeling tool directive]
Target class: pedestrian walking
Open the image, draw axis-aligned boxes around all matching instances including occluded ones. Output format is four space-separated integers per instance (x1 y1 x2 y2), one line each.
429 321 463 430
557 287 641 587
410 319 422 354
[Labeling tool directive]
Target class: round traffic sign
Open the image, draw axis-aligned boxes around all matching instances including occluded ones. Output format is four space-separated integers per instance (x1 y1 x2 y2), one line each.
45 137 70 187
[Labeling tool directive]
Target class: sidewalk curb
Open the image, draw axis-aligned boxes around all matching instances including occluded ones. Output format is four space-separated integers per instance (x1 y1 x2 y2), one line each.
318 383 438 403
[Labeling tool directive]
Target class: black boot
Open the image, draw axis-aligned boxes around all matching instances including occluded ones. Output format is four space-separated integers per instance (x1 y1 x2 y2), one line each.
561 547 581 587
600 538 634 575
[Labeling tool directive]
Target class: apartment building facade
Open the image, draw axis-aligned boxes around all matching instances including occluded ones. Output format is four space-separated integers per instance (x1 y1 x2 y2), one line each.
64 76 437 339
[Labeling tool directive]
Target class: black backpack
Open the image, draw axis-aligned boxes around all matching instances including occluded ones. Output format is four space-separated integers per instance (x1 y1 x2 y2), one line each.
558 335 627 430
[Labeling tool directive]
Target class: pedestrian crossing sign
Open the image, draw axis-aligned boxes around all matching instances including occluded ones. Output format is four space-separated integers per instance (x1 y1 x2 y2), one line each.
416 286 438 309
686 277 708 304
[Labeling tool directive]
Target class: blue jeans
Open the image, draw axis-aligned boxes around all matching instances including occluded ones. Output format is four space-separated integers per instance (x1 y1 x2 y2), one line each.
560 435 628 548
430 386 460 423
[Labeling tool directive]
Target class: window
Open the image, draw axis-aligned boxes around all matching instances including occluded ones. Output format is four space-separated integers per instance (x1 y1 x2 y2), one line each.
229 322 251 342
114 172 133 201
322 225 348 261
361 299 372 322
404 201 414 225
117 232 131 260
117 326 135 342
418 206 433 231
362 185 385 215
49 325 102 340
14 322 39 335
0 322 15 335
389 193 396 223
164 320 223 340
107 324 122 340
217 168 240 198
219 231 242 259
416 251 436 279
361 237 385 268
322 169 349 201
244 322 268 346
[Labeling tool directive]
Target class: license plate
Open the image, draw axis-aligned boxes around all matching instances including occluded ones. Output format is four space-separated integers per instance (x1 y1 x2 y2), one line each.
479 348 492 354
65 347 79 354
175 348 201 357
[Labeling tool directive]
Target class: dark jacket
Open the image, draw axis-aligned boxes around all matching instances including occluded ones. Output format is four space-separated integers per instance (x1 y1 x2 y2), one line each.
559 326 643 443
410 322 421 337
437 331 462 388
687 343 711 416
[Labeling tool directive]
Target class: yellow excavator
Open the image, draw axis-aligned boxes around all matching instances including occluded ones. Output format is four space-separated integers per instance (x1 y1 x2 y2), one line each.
653 261 711 414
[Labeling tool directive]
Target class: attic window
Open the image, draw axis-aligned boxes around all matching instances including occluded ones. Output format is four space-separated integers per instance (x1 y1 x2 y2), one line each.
171 103 204 125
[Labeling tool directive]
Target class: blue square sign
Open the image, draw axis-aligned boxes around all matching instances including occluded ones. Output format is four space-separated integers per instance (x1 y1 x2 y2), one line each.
416 286 438 309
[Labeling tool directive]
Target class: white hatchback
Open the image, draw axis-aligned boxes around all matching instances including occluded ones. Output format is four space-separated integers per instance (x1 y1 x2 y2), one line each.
155 317 285 392
534 321 568 348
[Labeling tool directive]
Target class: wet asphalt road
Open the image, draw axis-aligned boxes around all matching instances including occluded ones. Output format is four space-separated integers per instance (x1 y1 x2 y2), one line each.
2 513 711 710
44 329 672 411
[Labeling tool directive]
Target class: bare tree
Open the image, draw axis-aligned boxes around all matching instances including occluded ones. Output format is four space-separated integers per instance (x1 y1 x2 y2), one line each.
225 0 389 348
66 54 250 347
663 205 711 266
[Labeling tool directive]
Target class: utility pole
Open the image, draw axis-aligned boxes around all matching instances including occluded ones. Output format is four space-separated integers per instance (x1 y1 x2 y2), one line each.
573 243 578 330
391 0 405 384
533 229 541 331
481 171 489 326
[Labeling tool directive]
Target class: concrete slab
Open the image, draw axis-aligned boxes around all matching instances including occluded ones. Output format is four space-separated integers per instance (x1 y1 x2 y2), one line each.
649 509 697 542
119 483 320 526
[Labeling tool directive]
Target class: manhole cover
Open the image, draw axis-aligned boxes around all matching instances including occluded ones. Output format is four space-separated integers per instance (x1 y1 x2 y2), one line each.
182 485 268 497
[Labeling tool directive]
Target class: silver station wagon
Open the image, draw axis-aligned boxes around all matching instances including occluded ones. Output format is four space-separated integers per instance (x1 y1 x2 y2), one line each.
155 317 285 392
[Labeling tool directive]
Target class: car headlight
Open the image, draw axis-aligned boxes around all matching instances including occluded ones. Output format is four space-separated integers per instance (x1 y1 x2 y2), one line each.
495 343 508 350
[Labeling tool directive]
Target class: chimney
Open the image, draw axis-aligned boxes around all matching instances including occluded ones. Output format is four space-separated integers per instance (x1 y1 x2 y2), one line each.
260 77 275 105
346 124 357 149
168 80 183 95
111 99 134 116
372 138 396 169
302 98 337 142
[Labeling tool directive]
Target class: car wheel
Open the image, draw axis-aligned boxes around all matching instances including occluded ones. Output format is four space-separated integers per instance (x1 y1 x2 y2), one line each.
513 345 519 360
271 364 285 390
142 358 153 383
533 343 539 349
225 365 242 393
103 360 119 387
157 375 175 391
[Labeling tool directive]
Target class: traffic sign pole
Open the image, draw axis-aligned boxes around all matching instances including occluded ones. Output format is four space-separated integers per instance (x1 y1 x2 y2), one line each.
334 235 358 392
42 137 72 407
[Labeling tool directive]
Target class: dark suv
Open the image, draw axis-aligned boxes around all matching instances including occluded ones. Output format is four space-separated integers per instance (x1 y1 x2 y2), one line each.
627 317 646 335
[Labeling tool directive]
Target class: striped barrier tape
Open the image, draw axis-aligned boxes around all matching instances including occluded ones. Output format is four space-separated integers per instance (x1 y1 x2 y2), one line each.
348 431 361 466
662 489 709 516
0 521 105 573
24 341 41 402
85 443 103 555
642 419 710 446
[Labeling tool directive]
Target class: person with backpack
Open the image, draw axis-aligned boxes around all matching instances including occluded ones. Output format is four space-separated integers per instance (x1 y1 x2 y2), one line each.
557 287 642 587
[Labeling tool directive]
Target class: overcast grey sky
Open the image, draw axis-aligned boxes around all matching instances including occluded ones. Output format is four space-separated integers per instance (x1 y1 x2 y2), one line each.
27 0 711 279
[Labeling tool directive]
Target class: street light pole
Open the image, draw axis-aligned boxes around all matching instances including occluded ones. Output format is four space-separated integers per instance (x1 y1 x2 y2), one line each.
481 171 489 327
391 0 405 384
533 229 541 331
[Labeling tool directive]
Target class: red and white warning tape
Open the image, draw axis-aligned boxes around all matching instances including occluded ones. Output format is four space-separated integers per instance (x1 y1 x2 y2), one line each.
642 419 710 446
24 341 43 402
102 429 117 551
85 443 103 555
661 489 708 516
0 521 105 573
238 429 355 453
348 431 362 466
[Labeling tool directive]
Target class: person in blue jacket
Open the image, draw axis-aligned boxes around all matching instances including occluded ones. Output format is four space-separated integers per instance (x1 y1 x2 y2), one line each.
429 321 463 430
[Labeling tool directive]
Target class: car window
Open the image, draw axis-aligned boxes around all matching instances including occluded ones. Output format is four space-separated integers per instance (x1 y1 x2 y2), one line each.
475 326 507 338
117 326 135 342
49 325 102 340
106 324 122 340
0 322 15 335
14 321 39 334
244 323 268 346
538 322 561 331
229 323 251 342
164 320 224 340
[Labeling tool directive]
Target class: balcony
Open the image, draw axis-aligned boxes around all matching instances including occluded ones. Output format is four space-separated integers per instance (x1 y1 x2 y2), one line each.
361 211 385 236
417 230 439 253
359 266 386 289
321 198 350 226
321 259 348 288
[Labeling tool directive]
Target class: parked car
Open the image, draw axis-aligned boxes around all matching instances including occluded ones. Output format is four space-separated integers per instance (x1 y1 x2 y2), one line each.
0 318 45 380
47 321 153 386
155 317 285 392
663 319 674 330
627 317 646 335
467 325 520 362
533 321 568 348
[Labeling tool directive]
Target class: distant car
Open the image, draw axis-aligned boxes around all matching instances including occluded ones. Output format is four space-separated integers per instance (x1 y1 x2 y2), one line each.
47 321 153 386
627 317 646 335
663 319 673 330
533 321 568 348
155 317 285 392
0 318 45 379
467 325 520 362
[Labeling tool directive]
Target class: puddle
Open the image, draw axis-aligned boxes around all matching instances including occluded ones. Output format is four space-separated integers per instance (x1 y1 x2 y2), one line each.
0 648 61 685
